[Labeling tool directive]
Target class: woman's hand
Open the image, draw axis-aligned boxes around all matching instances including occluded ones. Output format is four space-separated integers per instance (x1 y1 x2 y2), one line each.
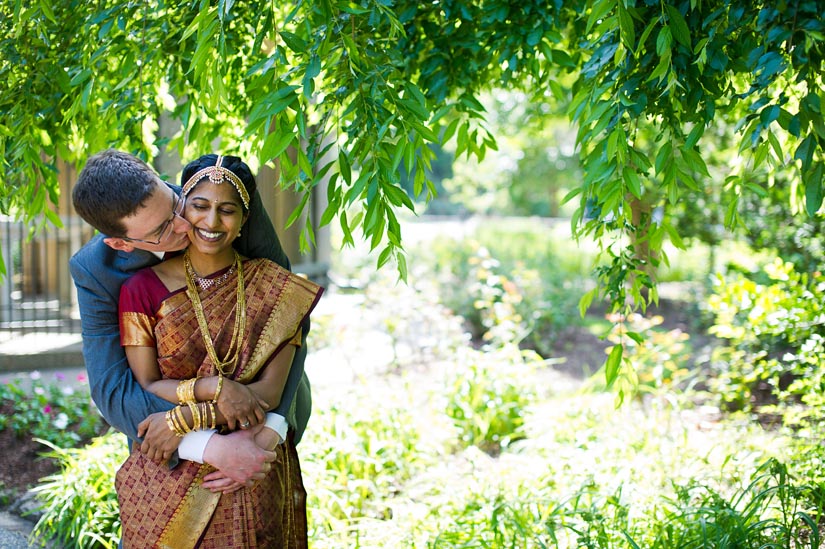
216 379 268 431
137 412 180 464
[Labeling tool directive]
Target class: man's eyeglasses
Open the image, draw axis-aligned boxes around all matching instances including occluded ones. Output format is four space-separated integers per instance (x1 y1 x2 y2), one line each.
123 192 186 245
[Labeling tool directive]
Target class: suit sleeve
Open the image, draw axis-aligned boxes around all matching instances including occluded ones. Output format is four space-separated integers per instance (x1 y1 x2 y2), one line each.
69 254 173 443
233 190 309 427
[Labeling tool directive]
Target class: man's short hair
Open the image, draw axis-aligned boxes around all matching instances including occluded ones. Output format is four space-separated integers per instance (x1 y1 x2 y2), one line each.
72 149 161 237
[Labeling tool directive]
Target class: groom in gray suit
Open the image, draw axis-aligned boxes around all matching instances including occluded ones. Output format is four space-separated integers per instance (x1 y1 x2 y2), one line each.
69 149 311 489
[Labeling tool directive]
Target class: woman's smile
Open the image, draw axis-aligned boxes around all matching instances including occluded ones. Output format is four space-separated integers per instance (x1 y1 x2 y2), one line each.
194 227 225 243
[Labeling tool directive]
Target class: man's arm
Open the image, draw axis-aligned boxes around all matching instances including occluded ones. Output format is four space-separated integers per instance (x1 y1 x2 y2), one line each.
69 248 173 441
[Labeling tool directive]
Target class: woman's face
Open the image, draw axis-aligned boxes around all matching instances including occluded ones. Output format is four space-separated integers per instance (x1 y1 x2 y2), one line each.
183 179 247 256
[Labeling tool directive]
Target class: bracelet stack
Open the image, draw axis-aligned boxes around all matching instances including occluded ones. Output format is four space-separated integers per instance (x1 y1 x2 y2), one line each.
166 377 218 436
176 378 198 405
165 401 217 436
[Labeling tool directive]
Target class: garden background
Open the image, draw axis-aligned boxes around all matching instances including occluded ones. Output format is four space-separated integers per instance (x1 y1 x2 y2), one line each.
2 1 825 548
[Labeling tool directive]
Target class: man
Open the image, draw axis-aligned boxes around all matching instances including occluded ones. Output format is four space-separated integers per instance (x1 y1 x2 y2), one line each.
69 149 311 489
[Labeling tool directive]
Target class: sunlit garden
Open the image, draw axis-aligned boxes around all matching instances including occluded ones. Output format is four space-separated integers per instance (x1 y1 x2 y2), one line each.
4 1 825 547
1 212 823 548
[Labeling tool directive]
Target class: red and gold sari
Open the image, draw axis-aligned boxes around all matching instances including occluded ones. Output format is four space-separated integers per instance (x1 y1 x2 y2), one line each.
117 258 322 549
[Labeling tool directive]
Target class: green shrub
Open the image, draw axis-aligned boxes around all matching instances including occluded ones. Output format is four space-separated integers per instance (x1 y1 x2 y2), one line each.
604 313 693 400
631 459 820 548
30 432 127 549
705 258 825 413
444 346 537 454
0 371 105 448
421 221 587 357
303 399 427 529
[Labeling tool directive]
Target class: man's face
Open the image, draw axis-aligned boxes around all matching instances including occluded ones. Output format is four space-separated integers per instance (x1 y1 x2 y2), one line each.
113 183 192 253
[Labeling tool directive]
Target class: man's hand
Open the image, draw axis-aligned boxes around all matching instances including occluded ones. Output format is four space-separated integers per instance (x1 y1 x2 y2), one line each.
201 426 276 490
137 411 181 463
216 379 268 431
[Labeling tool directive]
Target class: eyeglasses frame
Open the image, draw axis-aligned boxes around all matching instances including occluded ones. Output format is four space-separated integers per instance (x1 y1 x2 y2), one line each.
122 191 186 245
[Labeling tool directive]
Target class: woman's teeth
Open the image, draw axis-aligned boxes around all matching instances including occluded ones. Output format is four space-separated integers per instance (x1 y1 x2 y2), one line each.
197 229 222 240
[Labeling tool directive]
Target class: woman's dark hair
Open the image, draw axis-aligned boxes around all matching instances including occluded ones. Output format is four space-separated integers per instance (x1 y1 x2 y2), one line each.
180 154 257 213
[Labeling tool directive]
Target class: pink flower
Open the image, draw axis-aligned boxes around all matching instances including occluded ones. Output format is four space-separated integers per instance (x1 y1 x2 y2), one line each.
43 405 52 414
76 373 87 382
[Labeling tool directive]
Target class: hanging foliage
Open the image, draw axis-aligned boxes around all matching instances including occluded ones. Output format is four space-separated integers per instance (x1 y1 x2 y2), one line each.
1 1 823 343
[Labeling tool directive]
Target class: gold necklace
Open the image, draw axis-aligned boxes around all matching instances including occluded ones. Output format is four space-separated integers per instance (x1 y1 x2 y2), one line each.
191 263 236 291
184 249 246 376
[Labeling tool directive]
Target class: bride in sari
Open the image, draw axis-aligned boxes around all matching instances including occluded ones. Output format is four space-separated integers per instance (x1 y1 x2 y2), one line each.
116 154 323 548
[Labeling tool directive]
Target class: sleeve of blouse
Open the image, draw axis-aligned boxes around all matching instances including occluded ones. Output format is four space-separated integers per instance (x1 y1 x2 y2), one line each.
118 272 158 348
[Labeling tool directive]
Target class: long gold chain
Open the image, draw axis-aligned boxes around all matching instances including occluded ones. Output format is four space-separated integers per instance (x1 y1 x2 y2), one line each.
184 249 246 376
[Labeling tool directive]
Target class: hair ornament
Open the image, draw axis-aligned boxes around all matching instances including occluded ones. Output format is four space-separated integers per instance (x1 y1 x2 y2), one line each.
182 155 250 208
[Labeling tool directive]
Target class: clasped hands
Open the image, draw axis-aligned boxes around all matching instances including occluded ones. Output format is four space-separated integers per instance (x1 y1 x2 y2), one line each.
137 380 280 493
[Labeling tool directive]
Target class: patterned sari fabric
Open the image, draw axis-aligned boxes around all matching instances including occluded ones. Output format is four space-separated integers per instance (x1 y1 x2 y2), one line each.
117 258 322 549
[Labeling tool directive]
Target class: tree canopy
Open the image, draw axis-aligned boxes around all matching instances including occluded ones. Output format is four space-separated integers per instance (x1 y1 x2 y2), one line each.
3 0 824 368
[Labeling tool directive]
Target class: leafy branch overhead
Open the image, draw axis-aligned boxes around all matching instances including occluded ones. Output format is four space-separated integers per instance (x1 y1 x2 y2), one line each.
2 1 823 310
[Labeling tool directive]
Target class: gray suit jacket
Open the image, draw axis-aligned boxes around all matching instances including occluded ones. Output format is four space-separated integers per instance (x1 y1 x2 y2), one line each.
68 185 312 445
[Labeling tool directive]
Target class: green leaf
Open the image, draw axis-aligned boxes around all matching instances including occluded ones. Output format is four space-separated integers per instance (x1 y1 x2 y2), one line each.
665 223 686 249
587 0 612 33
654 141 672 175
618 4 635 51
284 192 310 228
605 344 623 388
685 124 704 149
665 5 691 47
622 169 642 199
338 150 352 184
69 69 92 87
279 31 307 53
261 131 294 163
396 251 408 282
319 199 339 227
578 287 598 318
760 105 780 126
625 331 644 345
656 26 672 57
805 162 824 216
794 134 816 173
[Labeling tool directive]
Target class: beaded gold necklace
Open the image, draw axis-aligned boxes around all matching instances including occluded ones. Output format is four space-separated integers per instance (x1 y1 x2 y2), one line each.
184 248 246 376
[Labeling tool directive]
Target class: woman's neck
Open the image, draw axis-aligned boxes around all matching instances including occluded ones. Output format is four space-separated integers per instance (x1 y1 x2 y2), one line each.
186 248 236 277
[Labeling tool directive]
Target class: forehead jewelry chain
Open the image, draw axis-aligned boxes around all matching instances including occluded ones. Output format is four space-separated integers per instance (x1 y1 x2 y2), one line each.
184 249 246 376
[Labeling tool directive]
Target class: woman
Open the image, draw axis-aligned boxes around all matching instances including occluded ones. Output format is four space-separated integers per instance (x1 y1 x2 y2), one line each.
116 154 323 548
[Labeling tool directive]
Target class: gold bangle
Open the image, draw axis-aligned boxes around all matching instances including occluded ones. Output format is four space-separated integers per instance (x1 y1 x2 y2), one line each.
177 378 197 405
189 402 202 431
176 381 187 405
187 378 197 404
200 402 217 430
213 374 224 404
174 406 190 434
165 409 182 437
168 408 186 437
